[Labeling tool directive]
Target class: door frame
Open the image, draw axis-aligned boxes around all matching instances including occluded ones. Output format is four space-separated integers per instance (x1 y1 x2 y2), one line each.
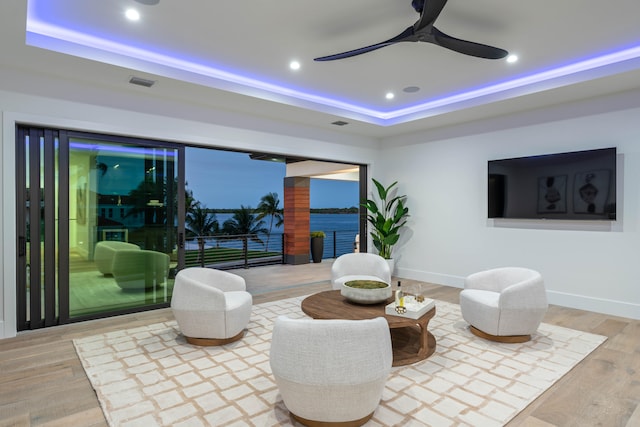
15 126 186 330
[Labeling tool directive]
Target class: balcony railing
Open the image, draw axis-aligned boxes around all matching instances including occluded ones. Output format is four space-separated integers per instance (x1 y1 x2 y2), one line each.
185 229 358 270
322 230 359 259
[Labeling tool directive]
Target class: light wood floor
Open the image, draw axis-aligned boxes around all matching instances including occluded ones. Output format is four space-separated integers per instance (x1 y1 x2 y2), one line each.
1 265 638 426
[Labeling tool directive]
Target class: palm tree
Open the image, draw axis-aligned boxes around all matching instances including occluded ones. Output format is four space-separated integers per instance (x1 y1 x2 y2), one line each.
186 205 219 237
186 205 219 264
222 205 268 236
222 205 268 254
185 182 200 217
256 192 283 251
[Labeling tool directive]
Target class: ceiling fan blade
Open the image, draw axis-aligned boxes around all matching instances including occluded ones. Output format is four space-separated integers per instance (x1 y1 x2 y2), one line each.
314 27 415 61
315 1 507 62
414 0 448 31
431 27 508 59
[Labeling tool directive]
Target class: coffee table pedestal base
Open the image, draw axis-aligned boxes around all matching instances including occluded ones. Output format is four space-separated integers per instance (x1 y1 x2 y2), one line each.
390 324 436 366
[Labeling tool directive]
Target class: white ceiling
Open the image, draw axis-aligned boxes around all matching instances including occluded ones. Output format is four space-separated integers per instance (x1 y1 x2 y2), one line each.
2 0 640 138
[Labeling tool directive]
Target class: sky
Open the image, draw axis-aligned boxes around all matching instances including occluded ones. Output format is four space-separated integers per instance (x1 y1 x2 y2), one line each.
185 147 360 209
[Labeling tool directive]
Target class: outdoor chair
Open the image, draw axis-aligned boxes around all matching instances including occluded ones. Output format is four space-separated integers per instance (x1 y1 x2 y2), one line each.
460 267 548 342
270 315 392 426
171 267 252 346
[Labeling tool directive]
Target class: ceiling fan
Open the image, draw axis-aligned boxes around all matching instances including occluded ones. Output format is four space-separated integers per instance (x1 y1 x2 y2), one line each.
314 0 508 61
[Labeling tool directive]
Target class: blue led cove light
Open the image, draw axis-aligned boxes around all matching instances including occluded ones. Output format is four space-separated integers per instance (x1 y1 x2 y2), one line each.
25 1 640 126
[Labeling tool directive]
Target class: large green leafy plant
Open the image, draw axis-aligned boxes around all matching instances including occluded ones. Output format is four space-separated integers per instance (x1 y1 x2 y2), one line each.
362 178 410 259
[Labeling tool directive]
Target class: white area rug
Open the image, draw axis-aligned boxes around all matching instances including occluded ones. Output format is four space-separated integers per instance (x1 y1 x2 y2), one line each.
74 297 606 426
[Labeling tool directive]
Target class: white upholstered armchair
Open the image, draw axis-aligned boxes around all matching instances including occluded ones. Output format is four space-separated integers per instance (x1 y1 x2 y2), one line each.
171 267 252 346
270 316 392 426
460 267 548 342
331 252 391 290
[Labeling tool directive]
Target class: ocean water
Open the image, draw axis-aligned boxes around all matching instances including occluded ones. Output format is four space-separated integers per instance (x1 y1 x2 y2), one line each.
187 213 359 257
212 212 358 233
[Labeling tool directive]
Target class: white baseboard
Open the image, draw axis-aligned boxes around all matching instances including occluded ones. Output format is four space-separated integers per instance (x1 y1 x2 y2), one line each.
396 267 465 289
547 290 640 320
0 320 17 340
395 267 640 320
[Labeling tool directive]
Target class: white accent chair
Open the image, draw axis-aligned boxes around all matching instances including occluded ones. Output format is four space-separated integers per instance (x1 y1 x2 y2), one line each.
460 267 548 343
331 252 391 290
171 267 252 346
270 316 392 427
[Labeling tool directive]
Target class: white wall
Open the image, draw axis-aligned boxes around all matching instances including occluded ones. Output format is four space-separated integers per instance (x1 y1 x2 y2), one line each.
3 87 640 341
0 89 380 338
380 97 640 320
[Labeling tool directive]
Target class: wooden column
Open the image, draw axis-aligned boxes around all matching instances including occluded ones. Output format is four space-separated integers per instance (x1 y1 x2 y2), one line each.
284 177 310 265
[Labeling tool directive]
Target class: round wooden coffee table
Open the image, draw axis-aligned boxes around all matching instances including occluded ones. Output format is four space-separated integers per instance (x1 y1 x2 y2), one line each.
301 290 436 366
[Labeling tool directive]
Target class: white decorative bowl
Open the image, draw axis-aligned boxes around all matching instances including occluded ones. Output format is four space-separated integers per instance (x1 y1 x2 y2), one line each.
341 280 392 304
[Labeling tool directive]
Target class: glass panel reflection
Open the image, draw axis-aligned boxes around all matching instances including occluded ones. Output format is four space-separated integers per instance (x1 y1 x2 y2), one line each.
68 139 177 317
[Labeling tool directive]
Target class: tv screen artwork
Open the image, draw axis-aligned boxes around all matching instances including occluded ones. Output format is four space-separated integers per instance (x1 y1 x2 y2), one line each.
488 148 616 220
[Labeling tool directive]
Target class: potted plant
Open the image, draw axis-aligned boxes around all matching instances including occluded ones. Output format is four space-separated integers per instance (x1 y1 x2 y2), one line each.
361 179 410 270
310 231 326 263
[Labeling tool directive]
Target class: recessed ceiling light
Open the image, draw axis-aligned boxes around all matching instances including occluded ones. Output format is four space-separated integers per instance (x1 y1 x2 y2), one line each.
507 54 519 63
289 60 301 71
385 92 395 100
125 8 140 21
331 120 349 126
134 0 159 5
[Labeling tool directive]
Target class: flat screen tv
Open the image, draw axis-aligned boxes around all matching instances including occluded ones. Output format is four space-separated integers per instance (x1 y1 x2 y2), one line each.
488 147 616 220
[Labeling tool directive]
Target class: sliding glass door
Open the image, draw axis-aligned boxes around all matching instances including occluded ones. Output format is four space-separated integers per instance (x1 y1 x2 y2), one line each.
67 136 183 318
16 127 185 330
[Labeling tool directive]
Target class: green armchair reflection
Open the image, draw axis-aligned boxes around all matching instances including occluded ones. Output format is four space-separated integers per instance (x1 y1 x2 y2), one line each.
110 249 170 291
94 241 141 275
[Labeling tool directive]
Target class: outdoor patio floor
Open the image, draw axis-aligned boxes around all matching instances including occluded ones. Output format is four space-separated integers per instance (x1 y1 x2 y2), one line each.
228 259 334 295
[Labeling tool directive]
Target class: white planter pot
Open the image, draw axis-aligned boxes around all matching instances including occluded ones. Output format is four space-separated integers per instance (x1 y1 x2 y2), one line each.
386 258 395 276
